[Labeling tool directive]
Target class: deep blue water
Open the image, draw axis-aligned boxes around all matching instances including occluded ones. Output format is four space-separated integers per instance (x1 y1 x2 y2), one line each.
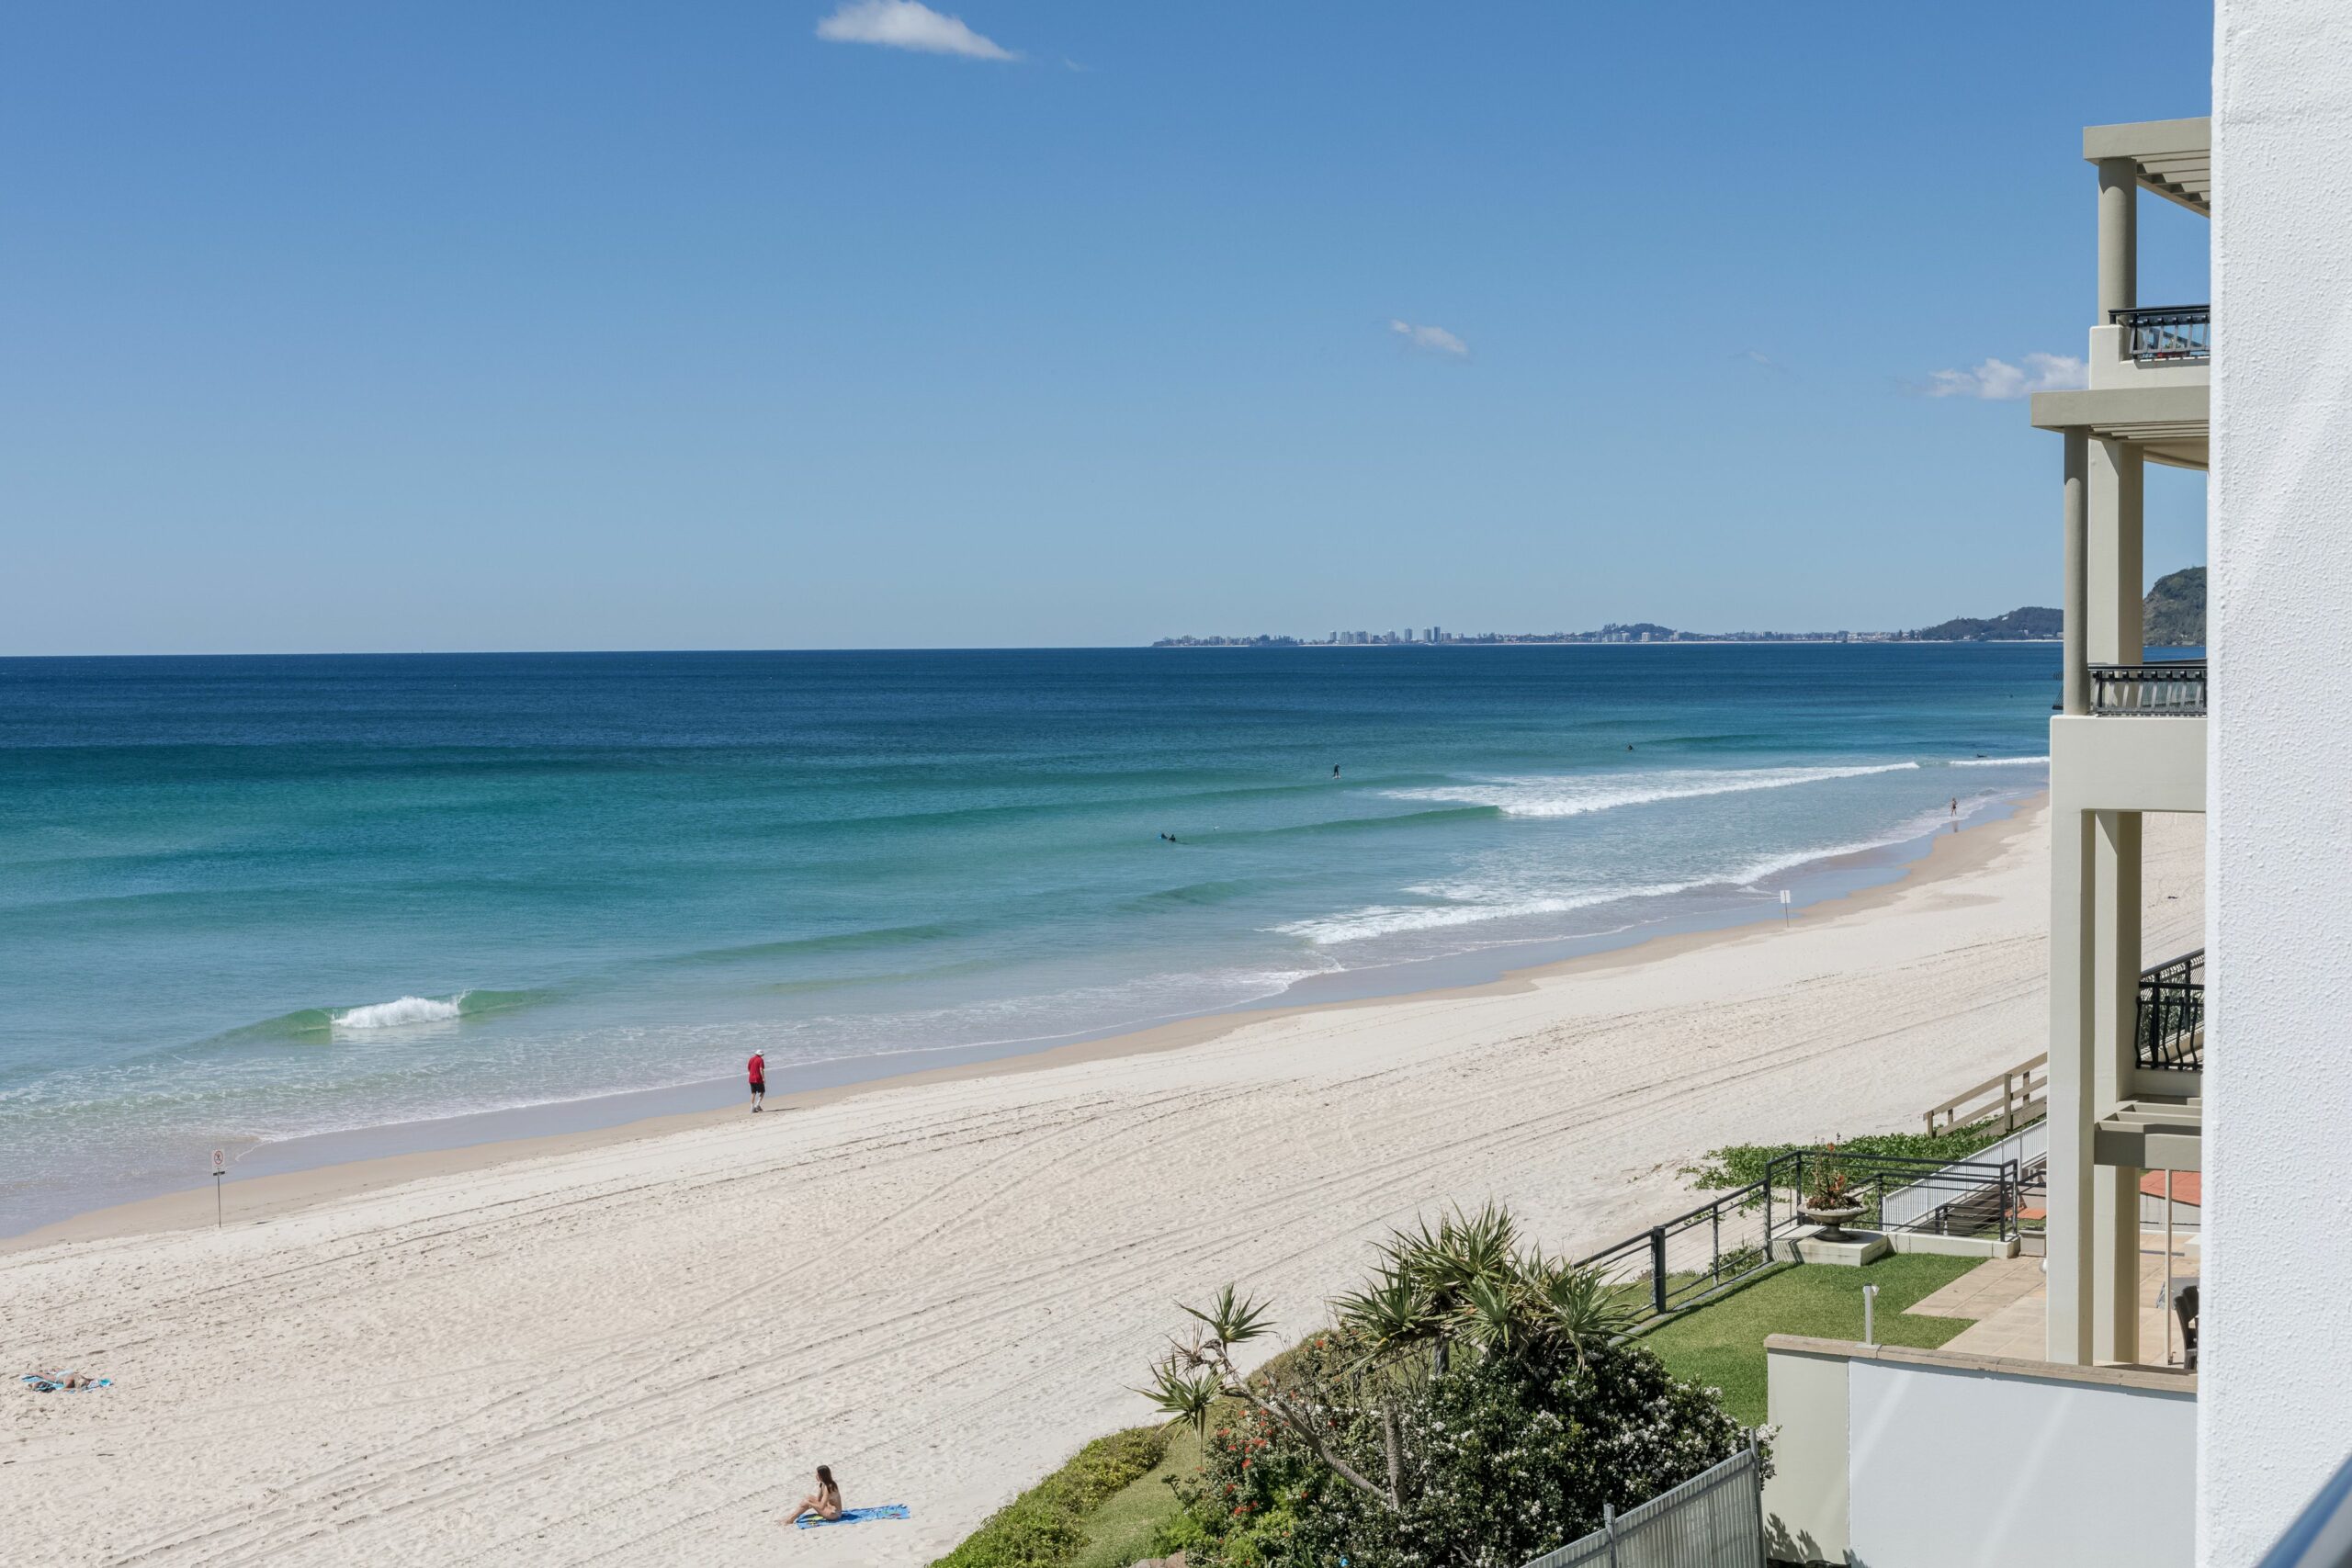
0 645 2058 1232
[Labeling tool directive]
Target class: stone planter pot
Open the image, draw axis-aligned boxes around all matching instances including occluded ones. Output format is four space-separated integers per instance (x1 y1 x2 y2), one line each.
1801 1202 1868 1243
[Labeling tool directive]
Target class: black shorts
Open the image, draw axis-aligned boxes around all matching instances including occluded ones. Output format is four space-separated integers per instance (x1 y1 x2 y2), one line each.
750 1080 765 1095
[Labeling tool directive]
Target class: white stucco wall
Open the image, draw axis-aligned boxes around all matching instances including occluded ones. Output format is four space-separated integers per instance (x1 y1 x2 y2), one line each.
1846 1360 2195 1568
2204 2 2352 1563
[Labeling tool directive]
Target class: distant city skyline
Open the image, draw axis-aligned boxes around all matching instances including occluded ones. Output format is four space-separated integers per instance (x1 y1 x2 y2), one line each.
4 3 2212 655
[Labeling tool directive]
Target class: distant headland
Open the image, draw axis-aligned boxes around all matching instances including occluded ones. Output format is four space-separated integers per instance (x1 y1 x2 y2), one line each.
1154 570 2205 648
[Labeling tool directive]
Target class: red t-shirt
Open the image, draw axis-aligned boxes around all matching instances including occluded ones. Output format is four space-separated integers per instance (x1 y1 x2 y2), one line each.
748 1054 765 1086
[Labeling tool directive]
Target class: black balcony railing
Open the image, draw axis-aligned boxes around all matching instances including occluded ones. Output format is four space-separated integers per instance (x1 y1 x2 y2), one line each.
2139 948 2205 1072
2111 304 2211 363
2090 660 2207 715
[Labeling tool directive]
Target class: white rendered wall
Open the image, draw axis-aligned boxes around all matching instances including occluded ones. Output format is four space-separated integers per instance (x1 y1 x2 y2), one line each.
1846 1360 2195 1567
2204 2 2352 1563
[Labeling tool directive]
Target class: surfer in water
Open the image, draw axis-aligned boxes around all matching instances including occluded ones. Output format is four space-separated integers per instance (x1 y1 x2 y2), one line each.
1331 764 1340 778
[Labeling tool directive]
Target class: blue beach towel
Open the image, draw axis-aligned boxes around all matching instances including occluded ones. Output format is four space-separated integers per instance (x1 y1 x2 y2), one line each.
21 1373 110 1393
797 1505 910 1529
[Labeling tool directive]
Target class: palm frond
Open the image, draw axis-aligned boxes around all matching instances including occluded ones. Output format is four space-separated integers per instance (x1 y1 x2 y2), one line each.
1457 1272 1524 1357
1331 1263 1440 1371
1137 1359 1225 1434
1529 1257 1640 1362
1180 1282 1273 1348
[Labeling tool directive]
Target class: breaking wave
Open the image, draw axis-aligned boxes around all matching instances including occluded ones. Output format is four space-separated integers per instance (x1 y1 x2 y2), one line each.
1278 799 1978 947
189 988 549 1048
330 995 469 1030
1275 884 1698 945
1383 761 1922 819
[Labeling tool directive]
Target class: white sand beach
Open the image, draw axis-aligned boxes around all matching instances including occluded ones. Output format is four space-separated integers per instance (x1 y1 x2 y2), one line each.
1 800 2203 1567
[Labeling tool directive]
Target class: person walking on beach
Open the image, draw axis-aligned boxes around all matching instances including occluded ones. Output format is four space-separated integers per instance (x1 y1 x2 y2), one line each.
782 1465 843 1526
748 1050 766 1113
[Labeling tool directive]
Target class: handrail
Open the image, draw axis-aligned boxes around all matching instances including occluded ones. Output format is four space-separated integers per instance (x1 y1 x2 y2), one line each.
1924 1053 2049 1135
2257 1450 2352 1568
2109 304 2211 363
2139 948 2206 1072
2090 660 2207 716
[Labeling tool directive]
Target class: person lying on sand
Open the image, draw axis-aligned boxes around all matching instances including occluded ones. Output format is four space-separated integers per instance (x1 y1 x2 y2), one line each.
781 1464 843 1526
25 1371 102 1391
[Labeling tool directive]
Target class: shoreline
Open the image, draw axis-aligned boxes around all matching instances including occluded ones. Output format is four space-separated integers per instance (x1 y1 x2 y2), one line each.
6 792 2204 1567
6 791 2043 1254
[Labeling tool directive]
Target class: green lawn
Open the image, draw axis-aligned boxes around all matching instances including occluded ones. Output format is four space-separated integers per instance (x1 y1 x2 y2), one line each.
1068 1424 1198 1568
1638 1254 1985 1426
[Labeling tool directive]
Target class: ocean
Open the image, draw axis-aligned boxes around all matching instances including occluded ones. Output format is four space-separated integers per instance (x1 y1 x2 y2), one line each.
0 645 2062 1234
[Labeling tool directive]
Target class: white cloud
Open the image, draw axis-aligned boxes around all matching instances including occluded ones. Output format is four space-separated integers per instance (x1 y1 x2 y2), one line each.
1925 352 2086 400
1389 319 1470 358
815 0 1017 61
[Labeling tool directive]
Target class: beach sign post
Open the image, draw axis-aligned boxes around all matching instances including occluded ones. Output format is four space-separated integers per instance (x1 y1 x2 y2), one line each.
1780 888 1792 928
211 1149 225 1230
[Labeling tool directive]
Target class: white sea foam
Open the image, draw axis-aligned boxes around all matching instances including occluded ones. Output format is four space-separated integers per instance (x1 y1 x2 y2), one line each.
1277 884 1702 945
1949 755 2050 767
1383 761 1922 819
1279 795 1999 947
331 994 468 1030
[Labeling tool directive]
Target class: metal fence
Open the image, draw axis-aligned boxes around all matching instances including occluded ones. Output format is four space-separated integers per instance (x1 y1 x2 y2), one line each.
1770 1149 2021 1249
2139 948 2206 1071
1521 1443 1766 1568
1577 1183 1778 1330
2111 303 2211 362
1883 1133 2044 1231
1574 1151 2021 1333
2089 660 2208 715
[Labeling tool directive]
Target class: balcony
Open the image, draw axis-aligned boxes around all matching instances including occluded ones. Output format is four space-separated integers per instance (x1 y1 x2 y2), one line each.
2112 305 2211 364
2138 949 2205 1072
2098 948 2206 1169
2091 660 2207 716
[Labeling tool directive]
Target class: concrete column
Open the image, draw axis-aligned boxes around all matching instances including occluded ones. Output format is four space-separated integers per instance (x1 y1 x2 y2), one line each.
2091 808 2143 1365
2062 431 2090 715
2083 435 2146 1365
2098 157 2139 321
2046 803 2098 1364
2087 439 2146 666
2118 448 2143 659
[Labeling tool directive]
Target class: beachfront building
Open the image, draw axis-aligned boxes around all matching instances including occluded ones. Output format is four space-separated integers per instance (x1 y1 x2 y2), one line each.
1759 5 2352 1560
2029 112 2211 1374
1758 121 2214 1565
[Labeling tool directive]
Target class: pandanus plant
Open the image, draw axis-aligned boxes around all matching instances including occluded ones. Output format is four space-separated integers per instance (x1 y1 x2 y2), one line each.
1142 1203 1639 1515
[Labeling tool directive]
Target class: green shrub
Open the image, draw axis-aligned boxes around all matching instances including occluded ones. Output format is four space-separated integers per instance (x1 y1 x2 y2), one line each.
932 1426 1170 1568
1679 1120 2011 1192
1167 1331 1754 1568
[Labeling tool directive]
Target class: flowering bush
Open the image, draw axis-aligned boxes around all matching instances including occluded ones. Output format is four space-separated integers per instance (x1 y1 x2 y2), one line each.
1170 1331 1751 1568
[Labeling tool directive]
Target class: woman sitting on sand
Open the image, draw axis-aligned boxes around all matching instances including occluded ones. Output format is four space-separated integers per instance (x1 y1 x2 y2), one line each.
782 1465 843 1526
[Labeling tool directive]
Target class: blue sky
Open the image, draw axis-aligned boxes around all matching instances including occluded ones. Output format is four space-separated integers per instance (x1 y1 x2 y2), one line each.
3 2 2213 653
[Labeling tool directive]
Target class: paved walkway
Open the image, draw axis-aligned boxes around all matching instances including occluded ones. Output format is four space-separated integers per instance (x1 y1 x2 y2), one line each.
1933 1235 2197 1368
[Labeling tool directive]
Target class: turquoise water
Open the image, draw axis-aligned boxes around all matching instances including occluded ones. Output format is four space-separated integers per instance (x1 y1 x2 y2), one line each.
0 647 2058 1232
